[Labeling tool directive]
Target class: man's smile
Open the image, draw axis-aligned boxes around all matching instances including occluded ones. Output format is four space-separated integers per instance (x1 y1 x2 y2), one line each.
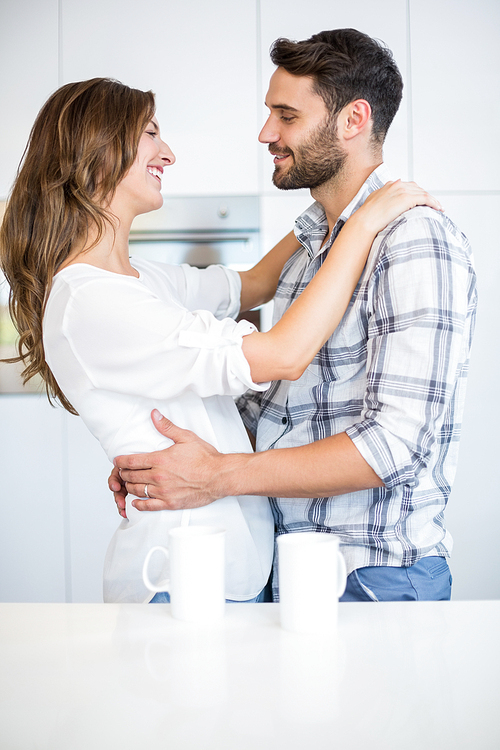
269 147 292 165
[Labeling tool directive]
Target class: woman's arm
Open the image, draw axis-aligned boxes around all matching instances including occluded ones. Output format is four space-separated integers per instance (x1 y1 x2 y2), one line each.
242 181 442 383
238 230 301 312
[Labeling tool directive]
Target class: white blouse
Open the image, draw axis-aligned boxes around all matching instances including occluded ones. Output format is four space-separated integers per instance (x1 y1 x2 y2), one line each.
43 258 273 603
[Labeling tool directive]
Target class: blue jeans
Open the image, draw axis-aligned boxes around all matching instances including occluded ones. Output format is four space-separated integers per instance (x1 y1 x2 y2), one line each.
150 588 266 604
340 557 452 602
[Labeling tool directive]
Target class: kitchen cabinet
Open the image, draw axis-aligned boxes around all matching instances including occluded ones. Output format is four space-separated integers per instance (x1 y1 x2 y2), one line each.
0 0 260 199
60 0 260 196
0 395 119 603
408 0 500 598
410 0 500 191
0 395 67 602
438 194 500 600
0 0 59 198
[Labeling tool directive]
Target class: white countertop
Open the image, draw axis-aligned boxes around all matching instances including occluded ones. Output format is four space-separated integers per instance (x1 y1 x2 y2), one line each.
1 600 499 749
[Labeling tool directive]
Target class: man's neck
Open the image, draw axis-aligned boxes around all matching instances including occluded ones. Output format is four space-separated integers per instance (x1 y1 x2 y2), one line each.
311 158 383 237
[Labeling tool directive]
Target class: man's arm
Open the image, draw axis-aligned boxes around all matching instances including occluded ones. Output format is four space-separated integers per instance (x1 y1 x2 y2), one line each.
238 230 300 312
110 410 383 513
111 209 474 514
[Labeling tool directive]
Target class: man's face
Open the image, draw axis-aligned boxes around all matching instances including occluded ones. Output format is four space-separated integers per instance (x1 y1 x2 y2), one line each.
260 67 347 190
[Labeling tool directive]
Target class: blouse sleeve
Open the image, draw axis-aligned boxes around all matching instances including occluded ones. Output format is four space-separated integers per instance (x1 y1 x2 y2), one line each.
178 264 242 320
62 275 268 401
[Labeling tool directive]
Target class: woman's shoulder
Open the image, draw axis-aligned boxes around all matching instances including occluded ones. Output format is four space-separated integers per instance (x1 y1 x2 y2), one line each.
130 256 184 284
47 264 148 316
47 260 188 320
54 262 138 284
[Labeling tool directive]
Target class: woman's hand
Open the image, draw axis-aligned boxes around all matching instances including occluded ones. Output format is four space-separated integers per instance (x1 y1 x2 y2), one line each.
349 180 443 236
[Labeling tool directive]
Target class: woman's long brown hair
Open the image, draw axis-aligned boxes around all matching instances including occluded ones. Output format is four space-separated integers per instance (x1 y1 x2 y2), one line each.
0 78 155 413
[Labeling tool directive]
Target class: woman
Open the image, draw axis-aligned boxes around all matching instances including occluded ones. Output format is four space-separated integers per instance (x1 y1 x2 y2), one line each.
0 78 440 604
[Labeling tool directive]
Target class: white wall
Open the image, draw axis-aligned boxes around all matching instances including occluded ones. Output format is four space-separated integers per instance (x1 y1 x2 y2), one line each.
0 0 498 600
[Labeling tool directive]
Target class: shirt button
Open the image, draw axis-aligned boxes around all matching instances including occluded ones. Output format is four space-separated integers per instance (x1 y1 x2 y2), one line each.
282 417 287 424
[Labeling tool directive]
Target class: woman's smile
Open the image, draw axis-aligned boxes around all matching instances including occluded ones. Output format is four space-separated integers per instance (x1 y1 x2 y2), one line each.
147 165 164 185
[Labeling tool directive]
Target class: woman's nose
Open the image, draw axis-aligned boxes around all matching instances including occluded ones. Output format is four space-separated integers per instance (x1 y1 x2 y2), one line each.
160 141 176 165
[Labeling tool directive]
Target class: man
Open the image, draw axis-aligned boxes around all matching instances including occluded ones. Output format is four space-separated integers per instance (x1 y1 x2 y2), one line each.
111 28 477 601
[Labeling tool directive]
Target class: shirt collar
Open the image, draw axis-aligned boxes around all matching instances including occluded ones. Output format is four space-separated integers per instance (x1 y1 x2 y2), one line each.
294 164 392 259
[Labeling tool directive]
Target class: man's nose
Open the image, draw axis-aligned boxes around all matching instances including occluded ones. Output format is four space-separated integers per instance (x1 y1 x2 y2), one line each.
259 116 279 144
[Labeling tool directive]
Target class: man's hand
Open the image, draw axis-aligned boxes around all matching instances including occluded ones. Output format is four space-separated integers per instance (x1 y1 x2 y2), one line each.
111 409 224 512
108 466 128 518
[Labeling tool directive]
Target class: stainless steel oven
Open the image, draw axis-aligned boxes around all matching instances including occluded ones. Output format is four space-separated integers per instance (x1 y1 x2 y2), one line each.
129 195 262 329
129 195 260 266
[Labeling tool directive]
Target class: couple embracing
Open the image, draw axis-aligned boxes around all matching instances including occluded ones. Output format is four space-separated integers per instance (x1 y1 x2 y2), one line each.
1 28 476 605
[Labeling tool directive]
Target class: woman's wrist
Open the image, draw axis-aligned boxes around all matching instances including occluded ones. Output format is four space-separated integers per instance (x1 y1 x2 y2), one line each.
342 208 379 240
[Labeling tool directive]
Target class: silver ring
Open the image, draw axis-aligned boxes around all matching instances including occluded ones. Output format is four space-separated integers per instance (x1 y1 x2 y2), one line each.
144 484 149 498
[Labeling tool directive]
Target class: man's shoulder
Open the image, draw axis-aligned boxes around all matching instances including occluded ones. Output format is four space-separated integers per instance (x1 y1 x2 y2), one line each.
378 205 472 258
394 204 461 228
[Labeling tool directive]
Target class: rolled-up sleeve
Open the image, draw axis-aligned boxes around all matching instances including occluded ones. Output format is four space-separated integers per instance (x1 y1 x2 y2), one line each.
346 211 476 489
62 276 269 401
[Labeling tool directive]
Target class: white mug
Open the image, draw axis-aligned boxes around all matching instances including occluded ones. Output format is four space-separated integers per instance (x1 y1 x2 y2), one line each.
142 526 226 623
277 532 347 634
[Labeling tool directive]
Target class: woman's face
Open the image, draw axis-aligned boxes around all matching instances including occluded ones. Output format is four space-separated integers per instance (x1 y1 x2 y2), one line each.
111 117 175 219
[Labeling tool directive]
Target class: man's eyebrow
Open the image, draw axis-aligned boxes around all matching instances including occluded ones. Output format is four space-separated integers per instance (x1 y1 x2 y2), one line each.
265 103 300 113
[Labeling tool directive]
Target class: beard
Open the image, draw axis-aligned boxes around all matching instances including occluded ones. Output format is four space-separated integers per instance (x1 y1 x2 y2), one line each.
271 118 347 191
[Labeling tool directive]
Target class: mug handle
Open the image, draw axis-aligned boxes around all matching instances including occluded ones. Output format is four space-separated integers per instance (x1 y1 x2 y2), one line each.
336 549 347 598
143 546 170 593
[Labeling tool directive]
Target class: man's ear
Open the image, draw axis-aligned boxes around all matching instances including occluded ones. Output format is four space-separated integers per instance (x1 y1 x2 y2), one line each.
338 99 372 141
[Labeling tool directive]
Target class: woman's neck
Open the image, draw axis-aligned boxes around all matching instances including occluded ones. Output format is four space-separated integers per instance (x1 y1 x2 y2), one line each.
60 213 138 277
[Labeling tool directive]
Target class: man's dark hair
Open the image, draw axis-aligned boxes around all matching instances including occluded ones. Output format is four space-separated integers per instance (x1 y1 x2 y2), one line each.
270 28 403 145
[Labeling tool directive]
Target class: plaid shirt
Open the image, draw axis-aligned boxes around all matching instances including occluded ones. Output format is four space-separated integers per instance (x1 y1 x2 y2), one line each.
237 165 477 577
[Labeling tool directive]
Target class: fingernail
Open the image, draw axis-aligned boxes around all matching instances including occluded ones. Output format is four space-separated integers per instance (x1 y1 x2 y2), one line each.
152 409 163 421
